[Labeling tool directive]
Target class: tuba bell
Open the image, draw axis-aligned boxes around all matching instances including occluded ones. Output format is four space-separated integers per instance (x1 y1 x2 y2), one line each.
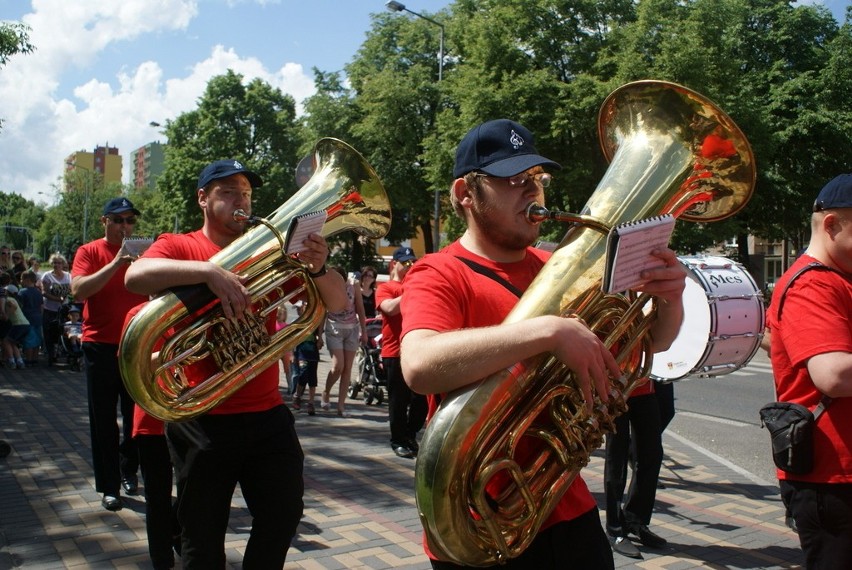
119 138 391 422
414 80 756 566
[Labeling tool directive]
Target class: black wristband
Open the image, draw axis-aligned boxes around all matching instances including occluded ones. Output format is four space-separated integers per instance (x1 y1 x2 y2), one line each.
308 264 327 278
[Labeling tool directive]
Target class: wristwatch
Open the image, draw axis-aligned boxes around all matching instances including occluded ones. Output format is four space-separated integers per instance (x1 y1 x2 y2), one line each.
308 264 327 278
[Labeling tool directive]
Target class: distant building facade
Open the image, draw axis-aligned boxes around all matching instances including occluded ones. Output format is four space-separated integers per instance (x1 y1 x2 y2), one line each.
64 145 122 191
130 141 165 189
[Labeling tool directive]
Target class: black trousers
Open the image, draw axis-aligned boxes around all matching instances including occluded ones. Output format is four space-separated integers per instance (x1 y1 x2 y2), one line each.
780 480 852 569
384 357 427 446
83 341 138 495
137 434 180 570
655 380 675 432
430 507 614 569
166 405 304 569
604 392 663 529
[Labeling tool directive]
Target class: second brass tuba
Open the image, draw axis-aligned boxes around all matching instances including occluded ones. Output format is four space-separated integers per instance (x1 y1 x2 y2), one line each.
414 81 756 566
119 138 391 422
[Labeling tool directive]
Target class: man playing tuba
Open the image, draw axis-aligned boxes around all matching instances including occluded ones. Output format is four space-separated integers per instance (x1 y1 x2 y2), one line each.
125 159 346 568
400 119 687 568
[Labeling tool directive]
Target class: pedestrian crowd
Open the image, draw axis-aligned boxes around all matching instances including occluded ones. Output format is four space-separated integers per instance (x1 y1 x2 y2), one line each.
0 244 79 371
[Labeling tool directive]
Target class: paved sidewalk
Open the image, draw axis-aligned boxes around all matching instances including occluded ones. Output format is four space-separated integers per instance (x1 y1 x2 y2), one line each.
0 356 803 569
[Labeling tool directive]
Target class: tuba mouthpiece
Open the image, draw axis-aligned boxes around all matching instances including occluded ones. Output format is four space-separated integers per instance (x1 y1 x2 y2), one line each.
526 203 550 223
232 209 259 225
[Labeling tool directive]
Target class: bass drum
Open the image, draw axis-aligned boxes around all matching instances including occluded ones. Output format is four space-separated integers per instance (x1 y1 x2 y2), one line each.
651 255 764 382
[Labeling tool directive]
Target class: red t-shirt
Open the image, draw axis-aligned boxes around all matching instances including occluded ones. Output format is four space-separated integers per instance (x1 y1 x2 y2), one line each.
376 279 403 358
141 230 283 415
123 302 165 437
400 240 597 542
71 238 148 344
767 254 852 483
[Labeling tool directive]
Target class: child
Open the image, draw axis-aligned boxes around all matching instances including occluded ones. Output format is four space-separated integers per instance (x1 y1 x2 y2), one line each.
292 318 324 416
17 271 44 366
2 285 30 369
64 306 83 353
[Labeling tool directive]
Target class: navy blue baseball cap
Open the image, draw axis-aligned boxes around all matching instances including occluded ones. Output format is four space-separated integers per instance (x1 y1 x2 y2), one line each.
453 119 562 178
813 174 852 212
393 246 416 262
197 159 263 190
102 197 140 216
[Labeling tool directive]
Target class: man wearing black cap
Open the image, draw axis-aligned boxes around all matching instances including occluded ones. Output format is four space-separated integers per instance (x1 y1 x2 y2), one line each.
766 173 852 569
71 196 148 512
399 119 687 568
125 158 347 568
376 245 427 458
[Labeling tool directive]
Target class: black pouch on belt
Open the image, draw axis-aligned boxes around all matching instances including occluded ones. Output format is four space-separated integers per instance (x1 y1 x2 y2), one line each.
759 401 816 475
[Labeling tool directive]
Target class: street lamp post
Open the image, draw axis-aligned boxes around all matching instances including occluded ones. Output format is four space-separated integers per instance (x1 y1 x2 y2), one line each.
65 161 93 243
385 0 444 251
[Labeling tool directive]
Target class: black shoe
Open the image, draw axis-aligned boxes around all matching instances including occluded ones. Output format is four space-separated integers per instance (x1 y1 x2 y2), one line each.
627 523 667 548
101 494 123 512
391 443 416 459
608 533 642 559
407 439 420 453
121 476 139 496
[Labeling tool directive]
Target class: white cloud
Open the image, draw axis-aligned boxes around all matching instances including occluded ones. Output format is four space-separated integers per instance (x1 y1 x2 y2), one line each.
0 0 316 202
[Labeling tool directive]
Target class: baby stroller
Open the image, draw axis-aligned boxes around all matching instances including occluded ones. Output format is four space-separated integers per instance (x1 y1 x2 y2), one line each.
349 316 386 405
58 303 84 371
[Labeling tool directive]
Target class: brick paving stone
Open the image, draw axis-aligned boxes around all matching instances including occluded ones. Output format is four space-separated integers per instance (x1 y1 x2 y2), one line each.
0 355 805 569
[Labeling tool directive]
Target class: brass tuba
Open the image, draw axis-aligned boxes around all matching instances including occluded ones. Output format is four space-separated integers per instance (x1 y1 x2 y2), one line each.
414 80 756 566
119 138 391 422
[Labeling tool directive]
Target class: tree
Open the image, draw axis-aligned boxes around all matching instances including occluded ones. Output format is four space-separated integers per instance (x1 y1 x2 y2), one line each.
0 21 34 130
155 71 301 232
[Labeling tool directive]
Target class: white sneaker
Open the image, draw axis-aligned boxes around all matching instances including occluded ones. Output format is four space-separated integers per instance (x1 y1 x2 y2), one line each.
15 359 25 369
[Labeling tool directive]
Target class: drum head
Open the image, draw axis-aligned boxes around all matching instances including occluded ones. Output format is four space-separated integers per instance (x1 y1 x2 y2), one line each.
650 272 710 381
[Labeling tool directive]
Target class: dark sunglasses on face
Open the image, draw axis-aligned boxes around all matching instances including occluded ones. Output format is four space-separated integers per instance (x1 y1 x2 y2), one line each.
108 216 137 225
12 257 22 261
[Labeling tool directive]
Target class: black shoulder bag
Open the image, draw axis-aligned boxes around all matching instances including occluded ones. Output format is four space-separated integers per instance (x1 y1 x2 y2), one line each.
759 262 835 475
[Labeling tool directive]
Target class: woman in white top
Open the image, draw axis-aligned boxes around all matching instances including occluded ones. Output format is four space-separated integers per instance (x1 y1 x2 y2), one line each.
41 253 71 365
321 266 367 416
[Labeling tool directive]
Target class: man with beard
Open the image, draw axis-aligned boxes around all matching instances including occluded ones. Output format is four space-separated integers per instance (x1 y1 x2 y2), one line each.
399 119 687 568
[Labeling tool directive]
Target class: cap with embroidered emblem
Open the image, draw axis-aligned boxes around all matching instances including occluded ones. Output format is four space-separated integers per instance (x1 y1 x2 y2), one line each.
197 159 263 190
393 246 416 262
813 174 852 212
102 197 141 216
453 119 562 178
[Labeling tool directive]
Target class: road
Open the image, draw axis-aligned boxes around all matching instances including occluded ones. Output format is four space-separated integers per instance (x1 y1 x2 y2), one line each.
663 348 779 485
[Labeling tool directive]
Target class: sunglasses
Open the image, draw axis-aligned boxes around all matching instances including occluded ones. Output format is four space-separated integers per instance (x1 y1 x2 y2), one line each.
108 216 137 225
400 260 415 268
12 256 22 261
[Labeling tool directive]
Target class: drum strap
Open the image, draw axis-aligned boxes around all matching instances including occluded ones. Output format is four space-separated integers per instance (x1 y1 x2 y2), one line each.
775 261 844 322
775 261 841 416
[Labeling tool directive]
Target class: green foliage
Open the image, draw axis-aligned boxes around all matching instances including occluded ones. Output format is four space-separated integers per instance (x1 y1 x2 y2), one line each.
0 21 34 130
156 70 301 232
26 0 852 270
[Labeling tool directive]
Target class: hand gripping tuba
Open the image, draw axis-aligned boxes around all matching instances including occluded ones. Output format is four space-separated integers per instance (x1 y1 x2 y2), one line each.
119 138 390 422
414 80 756 566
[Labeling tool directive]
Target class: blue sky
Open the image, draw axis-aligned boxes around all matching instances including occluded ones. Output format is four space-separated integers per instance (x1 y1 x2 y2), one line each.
0 0 846 203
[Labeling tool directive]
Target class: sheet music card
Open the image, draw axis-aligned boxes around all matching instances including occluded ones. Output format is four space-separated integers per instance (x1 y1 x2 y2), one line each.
121 237 154 258
284 210 328 254
602 214 676 294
